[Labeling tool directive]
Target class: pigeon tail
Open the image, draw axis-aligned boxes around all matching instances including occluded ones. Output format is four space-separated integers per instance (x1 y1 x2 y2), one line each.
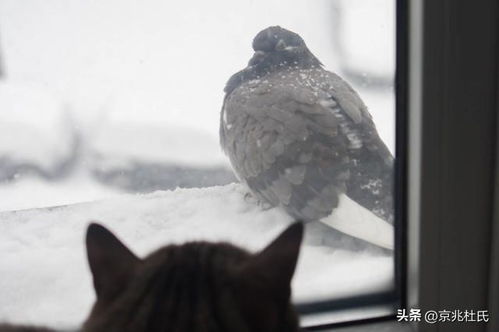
319 193 394 250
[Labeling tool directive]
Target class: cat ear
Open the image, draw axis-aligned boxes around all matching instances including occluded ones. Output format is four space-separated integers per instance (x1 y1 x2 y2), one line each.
240 222 303 292
86 222 140 299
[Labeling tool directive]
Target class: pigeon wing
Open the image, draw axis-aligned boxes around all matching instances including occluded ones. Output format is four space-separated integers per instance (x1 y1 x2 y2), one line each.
221 69 393 223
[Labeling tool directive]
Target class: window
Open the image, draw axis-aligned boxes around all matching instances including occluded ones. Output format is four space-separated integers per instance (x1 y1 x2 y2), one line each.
0 0 409 330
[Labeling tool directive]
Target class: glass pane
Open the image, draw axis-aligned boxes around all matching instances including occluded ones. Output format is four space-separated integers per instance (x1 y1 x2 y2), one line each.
0 0 396 328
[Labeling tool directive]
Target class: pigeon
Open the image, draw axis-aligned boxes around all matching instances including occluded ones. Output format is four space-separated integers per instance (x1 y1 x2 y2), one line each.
220 26 394 249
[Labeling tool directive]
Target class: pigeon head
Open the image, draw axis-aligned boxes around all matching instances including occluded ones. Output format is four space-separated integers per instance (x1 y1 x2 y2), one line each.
248 26 322 68
224 26 322 94
252 26 306 53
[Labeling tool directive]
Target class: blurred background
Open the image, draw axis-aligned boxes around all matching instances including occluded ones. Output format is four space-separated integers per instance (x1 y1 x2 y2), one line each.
0 0 395 212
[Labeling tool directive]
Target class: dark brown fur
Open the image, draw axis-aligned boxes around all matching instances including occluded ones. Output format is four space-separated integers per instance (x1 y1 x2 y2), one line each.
83 222 303 332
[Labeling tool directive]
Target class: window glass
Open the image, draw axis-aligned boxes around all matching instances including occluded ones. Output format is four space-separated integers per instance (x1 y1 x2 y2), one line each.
0 0 396 327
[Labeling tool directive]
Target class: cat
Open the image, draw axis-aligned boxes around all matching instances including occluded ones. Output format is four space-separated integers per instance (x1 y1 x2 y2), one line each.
1 221 303 331
83 221 303 332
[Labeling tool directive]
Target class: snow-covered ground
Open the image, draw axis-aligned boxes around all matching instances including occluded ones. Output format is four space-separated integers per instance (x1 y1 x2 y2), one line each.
0 172 124 211
0 183 393 328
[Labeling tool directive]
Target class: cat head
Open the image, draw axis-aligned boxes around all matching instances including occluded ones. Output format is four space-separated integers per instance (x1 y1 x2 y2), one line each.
83 222 303 332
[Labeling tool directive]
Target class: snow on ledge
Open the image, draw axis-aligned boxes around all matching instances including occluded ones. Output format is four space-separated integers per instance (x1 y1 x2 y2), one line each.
0 183 393 328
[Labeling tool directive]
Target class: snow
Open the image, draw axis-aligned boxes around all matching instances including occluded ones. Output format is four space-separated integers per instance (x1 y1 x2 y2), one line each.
336 0 396 79
0 0 342 138
0 172 124 212
89 123 228 171
0 82 74 171
0 184 393 328
0 0 396 328
0 0 395 199
0 0 394 155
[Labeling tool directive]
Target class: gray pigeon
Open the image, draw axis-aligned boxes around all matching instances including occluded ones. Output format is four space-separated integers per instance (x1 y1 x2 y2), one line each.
220 26 394 249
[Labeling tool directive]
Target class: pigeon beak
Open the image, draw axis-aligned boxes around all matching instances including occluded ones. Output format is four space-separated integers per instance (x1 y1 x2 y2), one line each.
248 51 266 66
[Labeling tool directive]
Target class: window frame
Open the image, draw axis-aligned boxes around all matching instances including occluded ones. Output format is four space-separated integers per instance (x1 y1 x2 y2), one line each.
407 1 499 332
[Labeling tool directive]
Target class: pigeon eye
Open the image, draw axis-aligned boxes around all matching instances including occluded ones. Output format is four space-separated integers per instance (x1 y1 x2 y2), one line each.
275 39 287 51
